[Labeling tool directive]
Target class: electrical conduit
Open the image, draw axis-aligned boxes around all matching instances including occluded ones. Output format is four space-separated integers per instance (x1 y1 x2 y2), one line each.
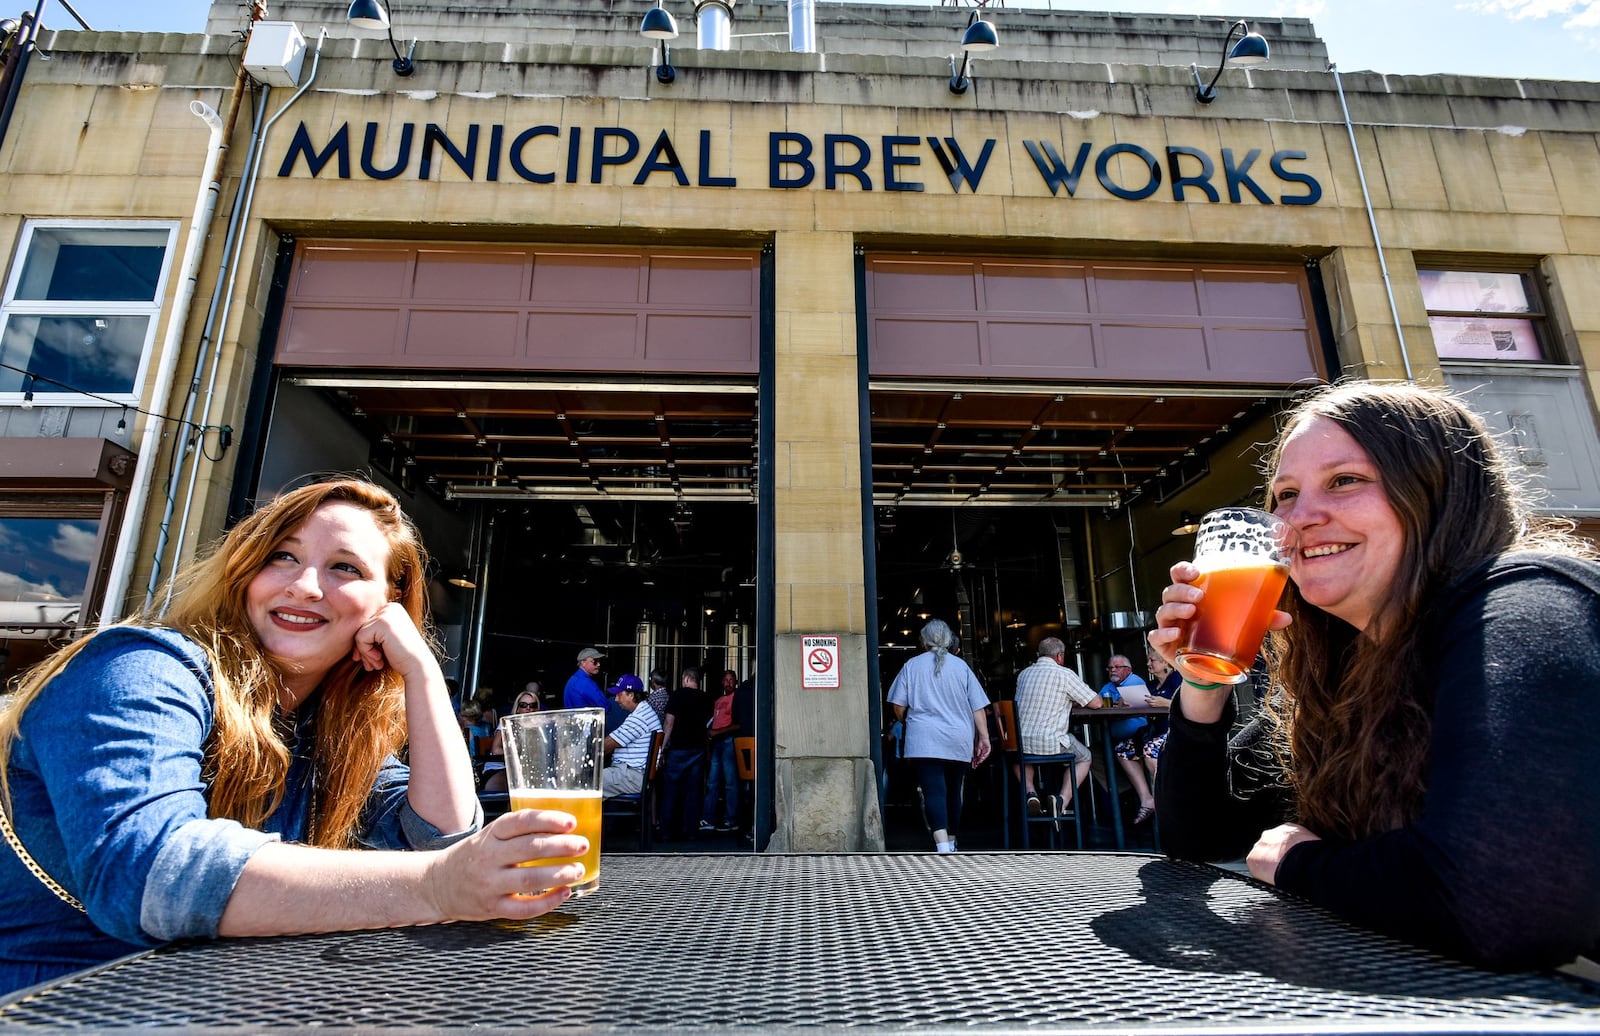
156 29 329 614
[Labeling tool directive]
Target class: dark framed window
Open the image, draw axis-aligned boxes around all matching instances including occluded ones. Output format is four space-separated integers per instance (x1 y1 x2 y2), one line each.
1 221 178 404
1418 268 1553 363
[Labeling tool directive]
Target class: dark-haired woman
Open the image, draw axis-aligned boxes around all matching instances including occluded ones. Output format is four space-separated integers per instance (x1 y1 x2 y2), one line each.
1152 381 1600 971
0 479 587 995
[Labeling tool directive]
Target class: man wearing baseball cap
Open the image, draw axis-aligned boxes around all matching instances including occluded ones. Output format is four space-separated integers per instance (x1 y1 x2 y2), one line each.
601 674 660 797
563 647 607 710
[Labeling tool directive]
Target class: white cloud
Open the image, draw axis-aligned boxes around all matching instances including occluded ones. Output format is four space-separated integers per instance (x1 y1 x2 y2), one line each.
0 569 66 601
1458 0 1600 25
49 523 100 564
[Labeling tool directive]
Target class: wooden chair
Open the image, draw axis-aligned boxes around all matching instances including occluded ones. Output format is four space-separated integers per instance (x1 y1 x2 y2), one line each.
733 736 755 782
994 699 1082 850
602 729 665 850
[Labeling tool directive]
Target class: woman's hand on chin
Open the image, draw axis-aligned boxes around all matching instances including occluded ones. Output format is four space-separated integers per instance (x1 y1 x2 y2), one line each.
351 601 436 683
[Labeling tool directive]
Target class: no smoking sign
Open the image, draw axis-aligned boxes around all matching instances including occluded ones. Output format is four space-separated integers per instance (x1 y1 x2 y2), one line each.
801 634 841 689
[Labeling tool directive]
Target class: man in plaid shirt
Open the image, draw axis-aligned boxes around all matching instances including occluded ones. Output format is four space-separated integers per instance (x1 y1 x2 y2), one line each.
1012 637 1100 817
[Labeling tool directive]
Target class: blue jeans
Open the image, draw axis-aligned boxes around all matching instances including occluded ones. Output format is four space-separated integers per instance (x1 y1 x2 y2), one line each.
911 758 968 836
701 736 739 827
659 748 706 837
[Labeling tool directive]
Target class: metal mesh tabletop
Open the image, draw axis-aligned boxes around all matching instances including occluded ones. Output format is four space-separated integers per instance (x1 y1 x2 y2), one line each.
2 853 1597 1034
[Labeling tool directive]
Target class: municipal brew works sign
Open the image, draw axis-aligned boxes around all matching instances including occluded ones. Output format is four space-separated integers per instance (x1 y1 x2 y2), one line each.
276 122 1324 205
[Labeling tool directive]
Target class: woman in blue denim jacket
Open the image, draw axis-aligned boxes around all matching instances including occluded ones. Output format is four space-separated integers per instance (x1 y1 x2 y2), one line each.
0 479 588 996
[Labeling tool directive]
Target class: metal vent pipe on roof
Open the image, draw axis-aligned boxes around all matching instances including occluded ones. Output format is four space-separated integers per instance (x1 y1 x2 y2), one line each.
695 0 733 51
789 0 814 53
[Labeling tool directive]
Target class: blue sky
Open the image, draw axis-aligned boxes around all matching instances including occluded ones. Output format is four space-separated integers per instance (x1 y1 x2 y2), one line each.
50 0 1600 82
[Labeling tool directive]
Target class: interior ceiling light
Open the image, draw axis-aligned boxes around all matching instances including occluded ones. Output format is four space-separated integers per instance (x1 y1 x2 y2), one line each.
948 11 999 95
347 0 417 77
1171 511 1201 537
1192 19 1268 104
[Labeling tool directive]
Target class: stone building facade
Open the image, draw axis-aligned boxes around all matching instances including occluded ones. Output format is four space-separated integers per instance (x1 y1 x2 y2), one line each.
1 0 1597 850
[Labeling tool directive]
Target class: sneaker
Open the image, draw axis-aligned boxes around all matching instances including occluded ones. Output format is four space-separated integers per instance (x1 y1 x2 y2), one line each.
1025 793 1044 817
935 840 956 854
698 820 716 832
716 822 736 832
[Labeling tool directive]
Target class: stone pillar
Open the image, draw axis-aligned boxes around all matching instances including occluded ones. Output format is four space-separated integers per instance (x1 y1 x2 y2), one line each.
766 230 884 852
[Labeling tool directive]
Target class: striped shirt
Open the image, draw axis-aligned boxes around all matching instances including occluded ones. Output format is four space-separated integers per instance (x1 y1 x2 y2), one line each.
1013 656 1096 756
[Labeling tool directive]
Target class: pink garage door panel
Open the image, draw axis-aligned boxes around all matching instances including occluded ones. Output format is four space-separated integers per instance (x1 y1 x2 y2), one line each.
1094 268 1201 316
293 247 412 300
981 264 1091 314
281 307 401 357
1211 328 1327 377
867 256 1321 385
531 253 643 305
644 314 757 363
1203 270 1307 319
987 321 1097 370
278 242 760 374
530 312 641 360
871 319 983 374
412 250 528 302
648 256 761 307
1100 324 1209 371
871 260 980 312
405 309 520 360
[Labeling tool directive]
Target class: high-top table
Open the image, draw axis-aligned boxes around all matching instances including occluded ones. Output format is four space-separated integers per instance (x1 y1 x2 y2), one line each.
1073 703 1171 849
2 853 1596 1034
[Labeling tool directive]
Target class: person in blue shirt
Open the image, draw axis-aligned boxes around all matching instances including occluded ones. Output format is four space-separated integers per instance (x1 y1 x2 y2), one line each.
563 647 608 710
0 479 588 997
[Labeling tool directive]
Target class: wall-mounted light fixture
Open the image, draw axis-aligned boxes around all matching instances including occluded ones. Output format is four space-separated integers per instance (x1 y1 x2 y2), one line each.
1192 20 1268 104
948 10 999 95
640 2 679 85
447 573 478 589
347 0 417 77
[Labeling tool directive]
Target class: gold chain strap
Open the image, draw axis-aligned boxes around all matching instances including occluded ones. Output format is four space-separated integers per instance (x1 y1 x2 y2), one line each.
0 797 84 912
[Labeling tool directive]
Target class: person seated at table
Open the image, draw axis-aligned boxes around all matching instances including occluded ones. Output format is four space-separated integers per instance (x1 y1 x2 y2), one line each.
482 685 543 793
1151 381 1600 971
1012 636 1098 819
601 674 660 798
1102 655 1157 825
0 478 589 997
1122 638 1177 786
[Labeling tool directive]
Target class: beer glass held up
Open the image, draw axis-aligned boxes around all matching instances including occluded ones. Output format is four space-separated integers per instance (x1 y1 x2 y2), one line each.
1174 507 1298 686
499 707 605 896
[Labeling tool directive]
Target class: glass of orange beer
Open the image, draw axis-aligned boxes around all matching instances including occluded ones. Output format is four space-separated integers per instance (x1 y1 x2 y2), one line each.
499 707 605 896
1175 507 1298 686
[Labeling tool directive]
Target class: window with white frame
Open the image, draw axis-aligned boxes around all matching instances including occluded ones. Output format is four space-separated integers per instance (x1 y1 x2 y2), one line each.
1418 267 1553 363
0 221 178 404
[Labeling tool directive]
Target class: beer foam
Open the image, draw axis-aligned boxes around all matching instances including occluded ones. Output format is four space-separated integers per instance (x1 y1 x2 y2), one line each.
1193 551 1289 573
511 787 601 800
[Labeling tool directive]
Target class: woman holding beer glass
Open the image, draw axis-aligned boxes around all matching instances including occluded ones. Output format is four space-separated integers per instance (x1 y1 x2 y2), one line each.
1151 382 1600 970
0 479 588 996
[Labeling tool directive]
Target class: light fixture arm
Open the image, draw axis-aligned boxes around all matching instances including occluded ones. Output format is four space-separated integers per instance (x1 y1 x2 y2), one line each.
384 23 416 77
1192 19 1248 104
949 51 972 95
655 41 675 84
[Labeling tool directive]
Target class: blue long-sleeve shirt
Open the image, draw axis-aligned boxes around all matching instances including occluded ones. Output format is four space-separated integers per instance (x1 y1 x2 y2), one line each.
0 627 476 997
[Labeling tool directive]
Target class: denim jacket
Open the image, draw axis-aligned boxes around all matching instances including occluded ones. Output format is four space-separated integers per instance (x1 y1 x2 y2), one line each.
0 627 478 997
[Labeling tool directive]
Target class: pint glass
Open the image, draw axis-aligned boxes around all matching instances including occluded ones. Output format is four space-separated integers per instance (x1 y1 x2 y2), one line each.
1174 507 1297 686
499 707 605 896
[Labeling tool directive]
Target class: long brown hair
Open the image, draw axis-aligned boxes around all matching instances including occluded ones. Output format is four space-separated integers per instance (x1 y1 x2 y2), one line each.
0 479 432 849
1262 382 1592 838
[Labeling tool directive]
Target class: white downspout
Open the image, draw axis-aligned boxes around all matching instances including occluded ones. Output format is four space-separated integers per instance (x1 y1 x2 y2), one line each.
1332 63 1413 381
98 99 226 624
159 28 328 614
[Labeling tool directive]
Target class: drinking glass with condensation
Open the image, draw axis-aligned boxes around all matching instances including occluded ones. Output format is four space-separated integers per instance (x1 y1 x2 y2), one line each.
499 707 605 896
1175 507 1298 686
